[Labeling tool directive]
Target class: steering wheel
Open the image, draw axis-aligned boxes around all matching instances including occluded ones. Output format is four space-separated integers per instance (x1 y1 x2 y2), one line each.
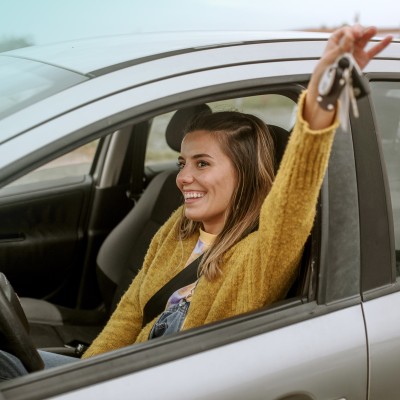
0 273 44 372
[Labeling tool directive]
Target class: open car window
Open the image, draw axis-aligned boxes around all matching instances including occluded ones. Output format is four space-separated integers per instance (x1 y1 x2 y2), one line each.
145 94 297 173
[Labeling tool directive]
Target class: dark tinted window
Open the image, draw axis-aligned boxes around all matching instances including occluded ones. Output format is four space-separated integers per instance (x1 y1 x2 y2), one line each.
370 81 400 275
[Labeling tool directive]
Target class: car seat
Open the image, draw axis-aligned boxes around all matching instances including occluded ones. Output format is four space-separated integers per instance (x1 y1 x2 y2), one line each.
20 105 291 349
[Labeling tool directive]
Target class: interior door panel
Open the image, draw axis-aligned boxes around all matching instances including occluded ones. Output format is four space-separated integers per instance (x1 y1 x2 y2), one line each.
0 176 93 304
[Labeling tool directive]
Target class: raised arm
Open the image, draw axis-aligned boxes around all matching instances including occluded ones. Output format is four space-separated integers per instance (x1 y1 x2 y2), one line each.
253 25 392 304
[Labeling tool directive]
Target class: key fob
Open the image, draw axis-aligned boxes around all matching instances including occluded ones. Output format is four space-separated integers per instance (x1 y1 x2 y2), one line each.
350 60 370 99
318 65 337 96
317 56 350 111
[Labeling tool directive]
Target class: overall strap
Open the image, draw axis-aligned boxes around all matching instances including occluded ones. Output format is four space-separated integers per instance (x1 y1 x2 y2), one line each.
142 255 203 327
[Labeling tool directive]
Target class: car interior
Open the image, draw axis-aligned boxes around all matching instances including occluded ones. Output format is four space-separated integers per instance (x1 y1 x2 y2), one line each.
0 90 319 372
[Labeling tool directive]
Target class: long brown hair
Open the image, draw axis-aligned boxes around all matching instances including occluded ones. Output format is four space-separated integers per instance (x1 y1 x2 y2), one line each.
177 111 276 280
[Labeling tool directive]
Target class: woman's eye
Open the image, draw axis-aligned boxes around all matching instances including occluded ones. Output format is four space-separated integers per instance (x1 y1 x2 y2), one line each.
177 161 185 170
197 161 209 168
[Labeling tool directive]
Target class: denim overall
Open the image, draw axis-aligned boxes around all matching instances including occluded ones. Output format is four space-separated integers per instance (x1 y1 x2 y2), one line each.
149 299 190 339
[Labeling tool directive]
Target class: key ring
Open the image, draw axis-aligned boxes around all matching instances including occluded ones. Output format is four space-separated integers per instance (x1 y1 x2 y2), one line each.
317 55 352 111
317 53 370 131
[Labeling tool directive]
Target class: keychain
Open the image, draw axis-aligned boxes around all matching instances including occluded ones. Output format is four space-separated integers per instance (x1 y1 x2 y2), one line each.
317 53 369 131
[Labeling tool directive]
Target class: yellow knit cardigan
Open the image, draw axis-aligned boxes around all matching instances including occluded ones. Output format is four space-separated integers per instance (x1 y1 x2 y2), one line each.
82 91 339 358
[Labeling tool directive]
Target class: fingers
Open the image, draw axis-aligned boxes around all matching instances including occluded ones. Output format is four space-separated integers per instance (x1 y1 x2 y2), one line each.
366 35 393 59
328 25 392 67
355 26 377 49
329 26 360 56
331 25 377 52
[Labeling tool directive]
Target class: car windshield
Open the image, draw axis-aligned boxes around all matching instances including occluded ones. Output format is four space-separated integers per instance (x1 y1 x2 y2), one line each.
0 55 87 121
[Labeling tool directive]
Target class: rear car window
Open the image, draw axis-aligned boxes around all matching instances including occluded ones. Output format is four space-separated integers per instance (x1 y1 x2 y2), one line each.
370 81 400 275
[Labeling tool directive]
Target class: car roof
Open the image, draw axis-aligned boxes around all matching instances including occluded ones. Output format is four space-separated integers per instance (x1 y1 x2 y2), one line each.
1 31 330 76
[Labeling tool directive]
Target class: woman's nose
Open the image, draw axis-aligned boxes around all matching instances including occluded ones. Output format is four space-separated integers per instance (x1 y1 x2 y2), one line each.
176 166 194 186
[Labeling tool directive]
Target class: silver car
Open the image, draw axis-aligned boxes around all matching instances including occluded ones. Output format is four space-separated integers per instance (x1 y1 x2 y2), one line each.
0 31 399 399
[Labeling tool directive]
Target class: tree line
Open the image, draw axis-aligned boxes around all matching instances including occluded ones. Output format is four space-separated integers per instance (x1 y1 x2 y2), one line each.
0 36 33 52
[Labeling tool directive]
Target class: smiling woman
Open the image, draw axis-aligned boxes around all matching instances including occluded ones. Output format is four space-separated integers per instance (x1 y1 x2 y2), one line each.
175 111 276 282
177 129 238 235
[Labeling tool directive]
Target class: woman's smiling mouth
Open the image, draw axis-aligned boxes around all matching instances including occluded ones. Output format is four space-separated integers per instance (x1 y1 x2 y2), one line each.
184 192 205 202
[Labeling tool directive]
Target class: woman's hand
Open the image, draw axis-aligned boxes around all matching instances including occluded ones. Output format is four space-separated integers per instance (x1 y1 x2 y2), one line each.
304 25 393 130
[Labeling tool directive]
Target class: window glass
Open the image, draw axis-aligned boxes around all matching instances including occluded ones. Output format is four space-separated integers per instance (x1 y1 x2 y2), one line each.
5 140 99 188
145 94 296 168
370 81 400 275
0 56 87 123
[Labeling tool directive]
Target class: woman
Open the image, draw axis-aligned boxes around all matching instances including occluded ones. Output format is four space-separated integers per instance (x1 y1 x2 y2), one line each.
0 25 392 377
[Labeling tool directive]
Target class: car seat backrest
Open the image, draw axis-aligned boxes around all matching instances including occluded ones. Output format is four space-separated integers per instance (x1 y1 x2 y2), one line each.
96 104 291 315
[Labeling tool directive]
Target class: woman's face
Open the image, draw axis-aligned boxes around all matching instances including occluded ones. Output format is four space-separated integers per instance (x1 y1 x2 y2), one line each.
176 130 237 234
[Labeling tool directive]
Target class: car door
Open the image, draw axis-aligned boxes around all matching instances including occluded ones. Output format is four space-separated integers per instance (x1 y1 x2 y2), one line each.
0 53 369 399
360 78 400 399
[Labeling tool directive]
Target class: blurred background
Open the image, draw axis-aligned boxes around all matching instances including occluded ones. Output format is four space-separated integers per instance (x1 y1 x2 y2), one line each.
0 0 398 52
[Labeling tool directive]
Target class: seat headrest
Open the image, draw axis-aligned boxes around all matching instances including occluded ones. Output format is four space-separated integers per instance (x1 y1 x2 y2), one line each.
166 104 212 152
165 104 290 171
267 124 290 171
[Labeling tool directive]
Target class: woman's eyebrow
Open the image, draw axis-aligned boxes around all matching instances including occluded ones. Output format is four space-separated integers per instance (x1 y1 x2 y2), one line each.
178 153 214 160
193 153 213 159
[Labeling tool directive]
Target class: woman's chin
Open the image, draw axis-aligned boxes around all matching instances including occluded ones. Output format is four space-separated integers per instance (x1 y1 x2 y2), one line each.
184 208 202 222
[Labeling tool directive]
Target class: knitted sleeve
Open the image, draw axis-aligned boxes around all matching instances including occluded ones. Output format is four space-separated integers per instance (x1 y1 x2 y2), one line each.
252 90 339 303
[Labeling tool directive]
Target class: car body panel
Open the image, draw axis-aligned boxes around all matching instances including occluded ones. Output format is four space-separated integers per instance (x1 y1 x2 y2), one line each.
363 291 400 399
51 306 367 400
0 40 327 145
1 39 397 148
3 32 330 75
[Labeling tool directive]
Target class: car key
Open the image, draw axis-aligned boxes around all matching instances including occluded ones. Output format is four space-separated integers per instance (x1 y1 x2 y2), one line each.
317 53 370 131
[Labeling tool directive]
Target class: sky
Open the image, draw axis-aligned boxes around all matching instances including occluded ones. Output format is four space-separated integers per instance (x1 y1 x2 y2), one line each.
0 0 398 46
